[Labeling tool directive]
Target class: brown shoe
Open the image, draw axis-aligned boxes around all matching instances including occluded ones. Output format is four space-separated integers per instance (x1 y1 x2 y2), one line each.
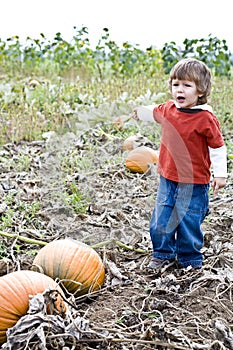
147 258 174 270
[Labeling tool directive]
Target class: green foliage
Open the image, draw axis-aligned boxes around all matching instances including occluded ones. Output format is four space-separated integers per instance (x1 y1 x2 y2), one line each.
1 30 231 80
0 27 162 79
0 191 41 231
162 34 232 77
18 201 41 221
0 209 14 230
0 27 232 145
0 243 7 258
64 182 89 214
95 28 163 78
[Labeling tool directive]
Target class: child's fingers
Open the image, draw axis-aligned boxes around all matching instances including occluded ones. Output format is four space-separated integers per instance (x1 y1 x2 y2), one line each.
132 112 139 120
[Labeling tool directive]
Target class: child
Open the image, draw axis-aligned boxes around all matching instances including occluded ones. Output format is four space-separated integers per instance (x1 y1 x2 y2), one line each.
133 58 227 270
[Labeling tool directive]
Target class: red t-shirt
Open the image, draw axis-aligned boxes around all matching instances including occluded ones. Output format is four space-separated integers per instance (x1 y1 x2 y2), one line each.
153 101 225 184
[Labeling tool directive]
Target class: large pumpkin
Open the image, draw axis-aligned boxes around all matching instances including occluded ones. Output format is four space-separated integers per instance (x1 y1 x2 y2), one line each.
0 270 65 345
32 239 105 296
125 146 158 173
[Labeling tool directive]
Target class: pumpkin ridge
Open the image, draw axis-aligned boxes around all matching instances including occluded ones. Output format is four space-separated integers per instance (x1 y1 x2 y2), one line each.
65 242 104 294
63 241 85 280
31 239 105 296
72 249 97 279
0 270 66 345
33 244 50 275
72 251 103 291
85 264 105 293
4 274 29 316
52 240 64 279
63 245 90 291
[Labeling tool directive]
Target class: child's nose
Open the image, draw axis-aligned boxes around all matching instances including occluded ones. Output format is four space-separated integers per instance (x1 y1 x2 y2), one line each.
177 85 184 92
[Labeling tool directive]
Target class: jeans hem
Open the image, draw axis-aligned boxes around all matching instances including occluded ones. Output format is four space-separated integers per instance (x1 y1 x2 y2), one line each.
153 253 176 261
179 261 202 268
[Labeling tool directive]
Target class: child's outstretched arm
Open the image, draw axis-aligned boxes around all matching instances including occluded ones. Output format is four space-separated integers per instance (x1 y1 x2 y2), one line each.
132 105 156 122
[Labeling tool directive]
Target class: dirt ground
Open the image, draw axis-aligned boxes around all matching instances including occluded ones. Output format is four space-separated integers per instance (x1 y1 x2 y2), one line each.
0 130 232 349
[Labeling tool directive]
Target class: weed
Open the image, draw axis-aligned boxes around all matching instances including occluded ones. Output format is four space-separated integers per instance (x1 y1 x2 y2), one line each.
64 182 89 214
0 209 14 230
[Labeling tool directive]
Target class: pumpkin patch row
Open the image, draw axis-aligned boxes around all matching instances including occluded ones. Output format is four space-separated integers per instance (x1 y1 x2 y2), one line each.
0 133 158 344
0 239 105 345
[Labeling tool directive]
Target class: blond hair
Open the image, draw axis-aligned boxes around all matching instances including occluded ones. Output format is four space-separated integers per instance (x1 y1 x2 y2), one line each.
169 58 212 105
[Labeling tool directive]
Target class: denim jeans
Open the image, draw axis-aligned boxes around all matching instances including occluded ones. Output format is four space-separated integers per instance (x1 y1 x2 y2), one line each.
150 176 210 268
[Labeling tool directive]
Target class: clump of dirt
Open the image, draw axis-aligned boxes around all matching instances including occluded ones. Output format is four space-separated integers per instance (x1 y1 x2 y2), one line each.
0 130 232 349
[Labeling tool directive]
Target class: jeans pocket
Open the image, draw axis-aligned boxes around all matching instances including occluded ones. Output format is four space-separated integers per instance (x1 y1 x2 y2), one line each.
157 176 173 206
188 184 209 214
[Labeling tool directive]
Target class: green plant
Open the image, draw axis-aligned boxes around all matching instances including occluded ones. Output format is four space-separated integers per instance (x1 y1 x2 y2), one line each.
0 209 14 230
15 155 32 172
64 182 89 214
19 201 41 222
0 29 232 145
162 34 232 76
0 244 7 258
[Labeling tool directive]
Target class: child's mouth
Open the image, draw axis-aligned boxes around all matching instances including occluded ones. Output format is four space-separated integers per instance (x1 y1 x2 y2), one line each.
177 96 185 102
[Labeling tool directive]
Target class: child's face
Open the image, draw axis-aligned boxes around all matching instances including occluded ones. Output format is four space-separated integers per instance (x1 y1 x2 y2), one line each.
171 79 202 108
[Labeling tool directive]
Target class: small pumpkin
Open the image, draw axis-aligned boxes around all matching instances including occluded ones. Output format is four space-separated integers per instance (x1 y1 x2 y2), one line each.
28 79 40 88
112 115 130 130
0 270 65 345
122 135 152 151
32 239 105 296
125 146 159 173
123 135 141 151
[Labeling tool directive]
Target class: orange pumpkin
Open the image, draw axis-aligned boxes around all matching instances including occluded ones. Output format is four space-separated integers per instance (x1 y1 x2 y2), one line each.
0 270 65 345
112 115 130 130
122 135 152 151
28 79 40 88
125 146 159 173
123 135 140 151
32 239 105 296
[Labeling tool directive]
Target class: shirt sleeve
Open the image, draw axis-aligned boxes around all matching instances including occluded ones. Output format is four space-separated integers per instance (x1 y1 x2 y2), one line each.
209 145 228 178
205 114 225 149
136 105 155 122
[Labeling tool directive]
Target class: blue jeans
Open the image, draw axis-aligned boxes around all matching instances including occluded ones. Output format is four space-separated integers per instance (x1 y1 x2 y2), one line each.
150 176 210 268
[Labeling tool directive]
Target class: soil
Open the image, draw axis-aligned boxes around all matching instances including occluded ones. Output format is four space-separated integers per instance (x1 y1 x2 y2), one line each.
0 130 232 349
